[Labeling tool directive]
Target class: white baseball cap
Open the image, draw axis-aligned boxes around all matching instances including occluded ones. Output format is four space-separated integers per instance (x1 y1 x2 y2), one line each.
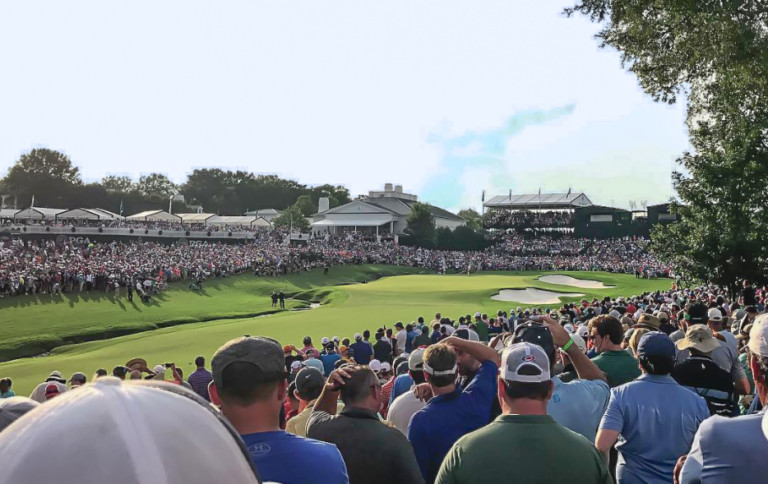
708 308 723 323
563 323 575 333
0 378 260 484
408 348 427 371
290 360 303 371
748 314 768 357
576 325 589 339
0 397 39 433
354 333 362 340
321 337 330 345
369 359 382 372
380 362 392 373
501 342 551 383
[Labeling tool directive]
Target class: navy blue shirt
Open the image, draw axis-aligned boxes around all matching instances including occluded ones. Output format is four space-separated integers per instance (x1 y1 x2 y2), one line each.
408 360 498 483
241 430 349 484
350 341 373 365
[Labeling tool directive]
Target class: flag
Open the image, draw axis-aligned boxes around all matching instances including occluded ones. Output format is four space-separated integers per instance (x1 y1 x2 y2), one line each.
31 195 35 207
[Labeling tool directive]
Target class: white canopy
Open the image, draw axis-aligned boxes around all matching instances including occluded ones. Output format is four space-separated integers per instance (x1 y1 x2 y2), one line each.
58 208 104 220
14 207 67 220
0 209 19 219
125 210 181 222
311 214 395 227
207 215 258 226
177 213 215 223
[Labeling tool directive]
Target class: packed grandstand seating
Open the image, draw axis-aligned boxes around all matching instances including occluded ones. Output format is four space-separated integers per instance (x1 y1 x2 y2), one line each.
0 232 669 297
1 282 765 483
483 210 575 229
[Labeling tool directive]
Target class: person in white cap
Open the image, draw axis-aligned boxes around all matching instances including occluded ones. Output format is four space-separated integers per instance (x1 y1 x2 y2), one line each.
678 313 768 483
435 343 611 484
28 371 67 403
388 348 428 435
350 332 374 365
0 397 39 433
0 378 261 484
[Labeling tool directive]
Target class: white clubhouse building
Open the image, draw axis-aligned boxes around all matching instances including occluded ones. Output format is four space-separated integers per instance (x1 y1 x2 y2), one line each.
311 183 465 236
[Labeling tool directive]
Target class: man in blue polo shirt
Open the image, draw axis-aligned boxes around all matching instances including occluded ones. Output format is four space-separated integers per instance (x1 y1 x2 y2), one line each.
407 337 499 483
597 332 709 484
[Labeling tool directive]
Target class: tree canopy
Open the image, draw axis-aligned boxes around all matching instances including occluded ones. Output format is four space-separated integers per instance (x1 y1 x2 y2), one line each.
404 202 437 248
568 0 768 290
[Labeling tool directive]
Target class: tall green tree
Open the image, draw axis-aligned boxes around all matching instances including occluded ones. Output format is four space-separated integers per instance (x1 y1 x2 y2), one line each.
2 148 82 207
568 0 768 290
404 202 437 248
272 204 310 232
135 173 178 198
101 175 135 192
294 194 316 217
457 208 482 231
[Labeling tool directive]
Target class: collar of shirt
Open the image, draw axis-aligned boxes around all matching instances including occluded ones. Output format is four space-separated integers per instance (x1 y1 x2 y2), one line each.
429 387 462 405
636 373 677 385
495 414 554 425
339 407 380 421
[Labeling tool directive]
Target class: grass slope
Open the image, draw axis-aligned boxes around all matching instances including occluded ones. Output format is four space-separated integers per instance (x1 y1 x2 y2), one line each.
0 265 425 361
0 269 669 394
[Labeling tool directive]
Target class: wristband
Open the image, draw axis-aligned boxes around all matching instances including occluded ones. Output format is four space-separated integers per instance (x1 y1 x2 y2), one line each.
561 338 574 352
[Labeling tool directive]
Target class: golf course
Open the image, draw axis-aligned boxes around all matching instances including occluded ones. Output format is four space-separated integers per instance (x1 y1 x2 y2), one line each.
0 266 670 394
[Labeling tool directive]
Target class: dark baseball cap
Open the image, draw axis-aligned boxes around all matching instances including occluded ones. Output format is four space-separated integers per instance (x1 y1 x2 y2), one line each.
512 322 556 364
687 302 709 325
211 336 287 385
295 367 324 397
637 331 675 358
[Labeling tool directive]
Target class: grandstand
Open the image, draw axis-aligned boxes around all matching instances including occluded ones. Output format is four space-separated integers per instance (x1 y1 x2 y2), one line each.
484 192 593 211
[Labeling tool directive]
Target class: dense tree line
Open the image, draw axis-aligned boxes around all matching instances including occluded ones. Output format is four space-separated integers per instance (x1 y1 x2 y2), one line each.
0 149 350 216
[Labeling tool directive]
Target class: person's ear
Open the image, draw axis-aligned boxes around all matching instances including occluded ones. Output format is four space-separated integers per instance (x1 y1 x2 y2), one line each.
208 381 221 406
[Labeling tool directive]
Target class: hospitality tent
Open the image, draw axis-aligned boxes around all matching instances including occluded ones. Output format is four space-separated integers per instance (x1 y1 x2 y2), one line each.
0 208 19 220
13 207 67 221
176 213 216 224
125 210 181 223
206 215 260 227
57 208 119 221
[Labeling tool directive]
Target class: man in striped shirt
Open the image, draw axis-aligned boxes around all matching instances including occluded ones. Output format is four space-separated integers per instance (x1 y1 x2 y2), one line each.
187 356 213 401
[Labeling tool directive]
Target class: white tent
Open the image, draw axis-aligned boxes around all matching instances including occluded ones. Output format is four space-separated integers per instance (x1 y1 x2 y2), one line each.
177 213 216 224
125 210 181 222
57 208 104 220
14 207 66 221
89 208 125 221
253 217 273 227
0 208 19 219
207 215 258 226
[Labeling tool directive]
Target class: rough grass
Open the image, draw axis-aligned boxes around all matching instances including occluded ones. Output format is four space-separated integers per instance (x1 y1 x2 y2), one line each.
0 269 670 394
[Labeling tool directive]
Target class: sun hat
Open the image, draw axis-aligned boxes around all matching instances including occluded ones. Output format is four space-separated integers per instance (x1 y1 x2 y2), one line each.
636 314 661 330
45 371 66 384
500 343 551 383
676 325 720 353
0 378 260 484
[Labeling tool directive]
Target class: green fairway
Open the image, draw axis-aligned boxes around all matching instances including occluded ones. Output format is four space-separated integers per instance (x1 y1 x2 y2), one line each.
0 268 670 394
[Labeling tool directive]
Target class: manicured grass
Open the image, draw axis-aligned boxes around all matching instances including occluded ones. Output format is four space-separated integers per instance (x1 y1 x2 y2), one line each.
0 269 669 394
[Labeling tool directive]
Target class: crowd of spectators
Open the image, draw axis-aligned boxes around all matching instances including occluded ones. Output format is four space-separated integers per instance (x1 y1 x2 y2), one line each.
0 232 670 298
1 281 766 483
483 210 574 230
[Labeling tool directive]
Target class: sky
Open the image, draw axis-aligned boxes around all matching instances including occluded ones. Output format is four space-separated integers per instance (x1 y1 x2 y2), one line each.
0 1 688 212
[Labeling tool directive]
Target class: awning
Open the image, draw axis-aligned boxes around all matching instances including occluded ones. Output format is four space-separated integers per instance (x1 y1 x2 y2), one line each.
312 214 395 227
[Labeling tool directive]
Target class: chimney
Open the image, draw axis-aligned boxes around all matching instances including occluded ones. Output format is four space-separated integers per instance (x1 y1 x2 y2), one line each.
384 183 393 192
318 197 330 213
394 185 403 193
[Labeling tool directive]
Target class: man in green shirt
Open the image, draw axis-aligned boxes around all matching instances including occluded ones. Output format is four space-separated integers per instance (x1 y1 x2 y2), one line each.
472 312 489 342
590 315 641 387
435 342 612 484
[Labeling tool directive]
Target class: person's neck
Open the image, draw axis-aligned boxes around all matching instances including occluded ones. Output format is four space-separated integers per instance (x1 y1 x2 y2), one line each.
431 383 456 397
221 402 280 435
501 398 548 416
346 400 378 413
603 343 623 352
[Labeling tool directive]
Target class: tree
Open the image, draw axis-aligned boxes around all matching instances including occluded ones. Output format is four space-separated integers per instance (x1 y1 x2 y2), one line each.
457 208 482 231
2 149 82 207
272 204 310 232
135 173 178 198
568 0 768 290
294 194 316 217
101 175 135 192
404 203 436 248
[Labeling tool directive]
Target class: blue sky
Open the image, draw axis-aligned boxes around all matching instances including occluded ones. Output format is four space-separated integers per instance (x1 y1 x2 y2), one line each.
0 1 688 212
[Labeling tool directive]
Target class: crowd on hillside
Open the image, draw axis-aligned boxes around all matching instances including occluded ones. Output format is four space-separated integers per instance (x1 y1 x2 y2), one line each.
1 281 766 483
483 210 574 229
3 217 271 234
0 232 670 297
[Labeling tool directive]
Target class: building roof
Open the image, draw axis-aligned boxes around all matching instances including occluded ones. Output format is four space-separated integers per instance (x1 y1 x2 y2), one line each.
58 208 105 220
14 207 67 220
125 210 182 222
207 215 259 226
484 192 592 209
0 208 19 218
365 197 412 216
244 208 280 216
176 213 216 223
400 200 465 221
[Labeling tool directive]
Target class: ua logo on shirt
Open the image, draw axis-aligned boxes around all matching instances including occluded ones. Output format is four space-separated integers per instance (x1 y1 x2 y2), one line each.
248 443 271 455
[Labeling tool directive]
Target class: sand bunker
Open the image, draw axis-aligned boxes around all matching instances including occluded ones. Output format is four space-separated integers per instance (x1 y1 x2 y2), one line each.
491 288 584 304
538 275 614 289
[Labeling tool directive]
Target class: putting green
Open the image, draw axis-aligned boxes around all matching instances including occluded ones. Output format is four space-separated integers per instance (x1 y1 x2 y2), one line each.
0 268 670 394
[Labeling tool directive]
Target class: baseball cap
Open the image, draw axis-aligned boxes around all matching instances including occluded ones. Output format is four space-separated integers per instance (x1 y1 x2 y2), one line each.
0 378 260 484
303 336 312 345
332 336 340 342
68 372 87 384
380 362 391 373
295 367 324 396
409 348 426 371
290 361 302 371
474 312 481 318
211 336 286 386
321 337 330 345
0 397 39 433
282 345 293 354
354 333 362 341
688 302 709 324
637 332 675 358
394 322 404 329
302 358 325 374
748 314 768 357
707 308 723 323
512 322 556 364
676 325 720 353
500 343 551 383
369 359 382 372
563 323 575 333
576 325 589 339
